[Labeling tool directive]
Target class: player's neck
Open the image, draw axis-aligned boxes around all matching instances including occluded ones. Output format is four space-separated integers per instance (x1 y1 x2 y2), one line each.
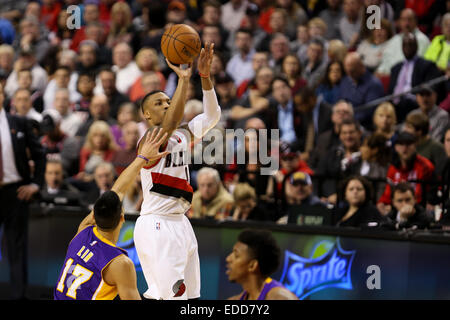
242 276 266 300
97 228 119 245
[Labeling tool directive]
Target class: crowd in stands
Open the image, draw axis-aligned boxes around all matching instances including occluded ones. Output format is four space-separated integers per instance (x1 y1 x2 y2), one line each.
1 0 450 231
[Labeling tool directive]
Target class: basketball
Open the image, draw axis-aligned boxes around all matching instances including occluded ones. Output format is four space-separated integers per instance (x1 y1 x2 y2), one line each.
161 24 201 65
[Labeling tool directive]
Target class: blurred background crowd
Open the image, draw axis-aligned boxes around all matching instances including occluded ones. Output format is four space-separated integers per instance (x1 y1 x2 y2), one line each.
1 0 450 231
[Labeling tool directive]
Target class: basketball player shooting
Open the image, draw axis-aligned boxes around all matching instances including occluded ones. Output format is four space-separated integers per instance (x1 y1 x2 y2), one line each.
134 42 221 300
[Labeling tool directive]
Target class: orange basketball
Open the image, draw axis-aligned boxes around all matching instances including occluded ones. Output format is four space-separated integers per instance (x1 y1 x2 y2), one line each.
161 24 201 65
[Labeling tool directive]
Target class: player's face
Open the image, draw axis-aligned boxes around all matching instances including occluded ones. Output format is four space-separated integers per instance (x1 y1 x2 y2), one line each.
143 92 171 125
225 242 254 283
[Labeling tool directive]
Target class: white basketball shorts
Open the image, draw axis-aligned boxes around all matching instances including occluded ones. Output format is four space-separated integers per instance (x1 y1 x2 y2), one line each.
134 213 201 300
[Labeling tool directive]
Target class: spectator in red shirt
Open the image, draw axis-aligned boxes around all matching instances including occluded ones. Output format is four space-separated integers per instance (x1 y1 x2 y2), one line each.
40 0 62 32
377 131 436 215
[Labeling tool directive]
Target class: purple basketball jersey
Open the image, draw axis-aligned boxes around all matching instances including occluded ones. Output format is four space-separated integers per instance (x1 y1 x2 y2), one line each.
54 226 127 300
239 278 284 300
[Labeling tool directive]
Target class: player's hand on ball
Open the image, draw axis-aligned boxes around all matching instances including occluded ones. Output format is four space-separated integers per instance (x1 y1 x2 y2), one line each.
140 128 170 162
197 42 214 77
166 58 192 79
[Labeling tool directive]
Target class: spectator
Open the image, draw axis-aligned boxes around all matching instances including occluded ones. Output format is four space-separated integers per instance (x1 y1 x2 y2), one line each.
257 9 290 52
112 42 141 95
11 88 42 125
5 49 48 98
76 94 116 137
408 85 450 142
39 158 82 206
283 171 331 226
11 68 44 113
76 40 101 75
231 182 271 221
357 19 393 72
231 3 266 52
316 118 363 203
315 60 344 105
275 0 308 40
404 112 447 174
0 82 45 299
377 131 436 214
226 28 255 87
389 33 443 123
319 0 344 40
214 72 238 126
235 51 270 98
271 76 297 146
0 45 14 77
40 109 67 157
265 141 314 203
230 66 275 130
84 162 116 206
280 54 307 96
387 182 434 229
0 17 15 46
165 0 189 25
74 72 96 113
70 3 103 52
424 13 450 71
327 39 348 63
352 132 392 200
53 88 85 138
191 167 234 220
77 120 117 184
84 22 113 66
301 38 328 89
338 52 384 127
333 175 386 227
48 8 76 50
44 66 80 111
201 24 230 63
290 24 310 64
309 100 354 170
339 0 363 48
110 102 139 149
372 102 398 144
220 0 249 34
293 86 333 160
13 15 50 64
268 33 291 75
376 8 430 76
40 0 61 33
106 2 136 49
112 121 140 175
96 67 130 119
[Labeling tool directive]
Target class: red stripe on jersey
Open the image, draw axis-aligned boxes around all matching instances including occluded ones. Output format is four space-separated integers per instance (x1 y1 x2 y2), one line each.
151 172 193 194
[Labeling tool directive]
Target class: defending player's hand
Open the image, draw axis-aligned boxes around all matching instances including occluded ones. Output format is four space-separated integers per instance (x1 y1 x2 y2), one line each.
166 58 192 79
140 128 170 162
197 42 214 78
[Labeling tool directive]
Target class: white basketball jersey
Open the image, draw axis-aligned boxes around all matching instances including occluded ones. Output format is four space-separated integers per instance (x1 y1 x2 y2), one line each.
139 129 193 216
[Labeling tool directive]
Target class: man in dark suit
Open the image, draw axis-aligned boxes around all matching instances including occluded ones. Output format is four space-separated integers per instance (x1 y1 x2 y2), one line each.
292 86 333 161
0 83 45 299
388 32 443 123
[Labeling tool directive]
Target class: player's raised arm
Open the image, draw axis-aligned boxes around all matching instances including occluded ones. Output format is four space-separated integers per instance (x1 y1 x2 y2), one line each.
187 42 221 139
76 129 168 235
160 59 192 135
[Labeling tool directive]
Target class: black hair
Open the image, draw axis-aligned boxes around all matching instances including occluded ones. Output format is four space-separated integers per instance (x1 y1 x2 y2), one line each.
93 190 122 231
271 75 291 89
338 175 373 207
238 229 281 278
140 90 164 113
391 182 415 201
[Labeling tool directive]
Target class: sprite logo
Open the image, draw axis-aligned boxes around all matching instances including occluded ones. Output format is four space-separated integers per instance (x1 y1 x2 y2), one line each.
280 239 355 299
